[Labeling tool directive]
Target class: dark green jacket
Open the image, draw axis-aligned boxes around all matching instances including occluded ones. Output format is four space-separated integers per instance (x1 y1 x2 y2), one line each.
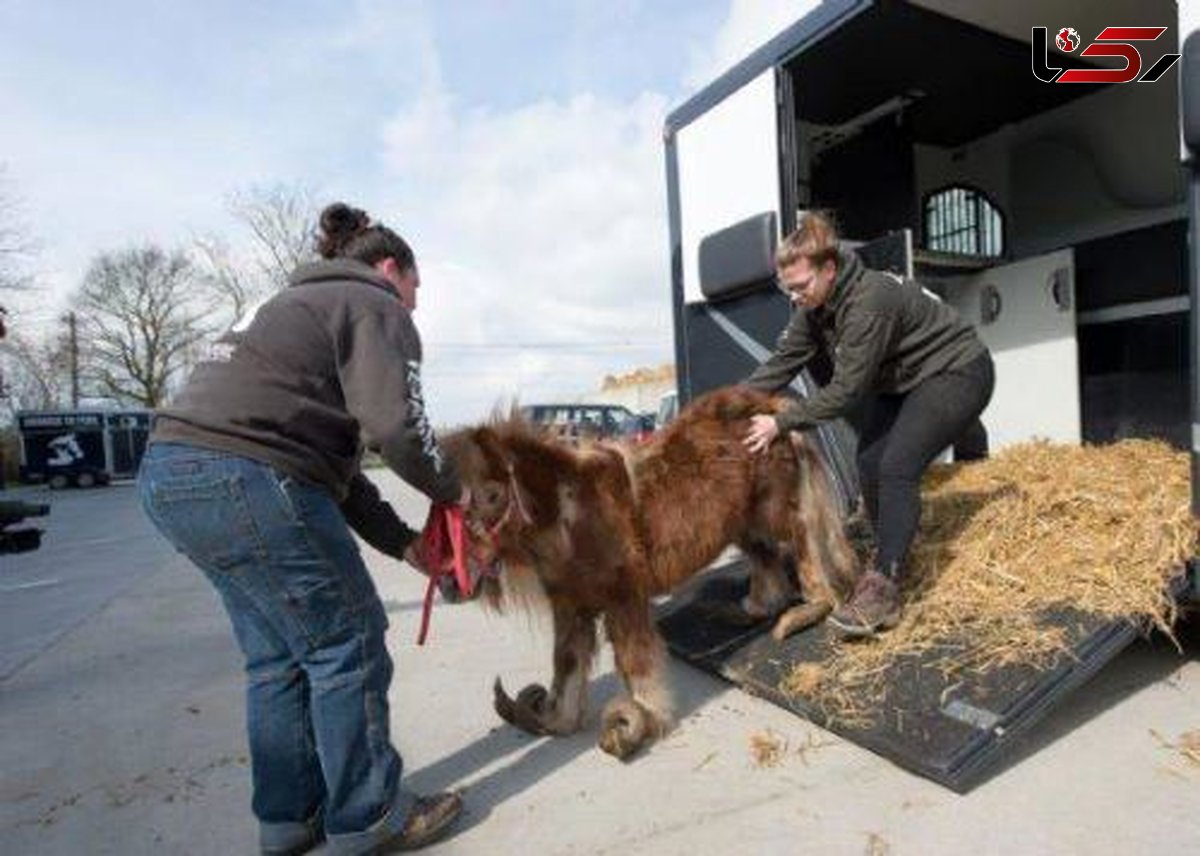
746 250 986 431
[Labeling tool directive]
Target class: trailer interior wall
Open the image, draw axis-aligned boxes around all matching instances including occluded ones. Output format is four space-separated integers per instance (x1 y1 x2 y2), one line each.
908 0 1187 253
1012 80 1182 256
821 80 1187 264
779 1 1189 449
783 2 1109 241
911 0 1171 50
785 1 1185 253
906 13 1188 449
911 70 1185 259
910 8 1188 448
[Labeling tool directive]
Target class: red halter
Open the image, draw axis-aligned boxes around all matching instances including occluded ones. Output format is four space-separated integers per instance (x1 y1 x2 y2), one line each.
414 469 531 645
416 504 469 645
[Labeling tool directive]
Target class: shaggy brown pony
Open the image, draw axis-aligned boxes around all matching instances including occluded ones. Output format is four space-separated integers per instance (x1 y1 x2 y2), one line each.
440 386 858 759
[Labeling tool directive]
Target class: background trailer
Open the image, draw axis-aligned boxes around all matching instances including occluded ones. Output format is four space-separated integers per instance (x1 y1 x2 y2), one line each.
17 410 151 488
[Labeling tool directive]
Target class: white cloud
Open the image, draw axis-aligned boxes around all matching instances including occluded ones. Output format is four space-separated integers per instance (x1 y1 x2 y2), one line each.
685 0 822 89
378 82 674 424
1 0 749 425
368 1 828 425
389 1 829 425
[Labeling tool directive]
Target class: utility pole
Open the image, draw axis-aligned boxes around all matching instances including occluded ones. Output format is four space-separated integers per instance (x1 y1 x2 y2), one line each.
66 311 79 408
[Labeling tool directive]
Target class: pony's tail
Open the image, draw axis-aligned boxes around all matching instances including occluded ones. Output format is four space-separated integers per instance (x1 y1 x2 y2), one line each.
791 433 860 601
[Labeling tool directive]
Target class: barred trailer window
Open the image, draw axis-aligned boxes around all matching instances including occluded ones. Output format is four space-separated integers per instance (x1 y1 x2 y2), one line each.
923 185 1003 257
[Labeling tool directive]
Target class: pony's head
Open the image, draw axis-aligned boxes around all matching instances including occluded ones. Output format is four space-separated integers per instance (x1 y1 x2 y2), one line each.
441 417 542 605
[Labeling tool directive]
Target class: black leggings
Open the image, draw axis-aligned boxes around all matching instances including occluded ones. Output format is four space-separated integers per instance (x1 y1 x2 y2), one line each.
856 353 995 577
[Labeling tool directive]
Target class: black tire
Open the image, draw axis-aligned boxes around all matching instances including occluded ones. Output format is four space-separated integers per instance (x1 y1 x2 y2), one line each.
48 473 70 490
75 472 96 488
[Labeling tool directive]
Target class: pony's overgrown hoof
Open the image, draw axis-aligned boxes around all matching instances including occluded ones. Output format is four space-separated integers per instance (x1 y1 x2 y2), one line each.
598 697 665 760
770 601 832 640
493 678 551 736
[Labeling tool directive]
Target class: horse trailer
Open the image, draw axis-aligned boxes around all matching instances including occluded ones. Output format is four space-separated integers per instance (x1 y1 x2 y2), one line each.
656 0 1200 791
17 409 151 488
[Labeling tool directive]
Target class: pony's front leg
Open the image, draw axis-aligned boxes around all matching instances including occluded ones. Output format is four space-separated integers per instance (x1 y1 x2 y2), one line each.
494 601 597 737
598 603 675 760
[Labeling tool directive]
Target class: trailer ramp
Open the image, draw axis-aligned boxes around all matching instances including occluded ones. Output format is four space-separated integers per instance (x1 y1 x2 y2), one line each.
656 559 1178 792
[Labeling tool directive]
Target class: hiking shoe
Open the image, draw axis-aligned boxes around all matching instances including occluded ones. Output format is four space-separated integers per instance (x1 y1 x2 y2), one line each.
379 791 464 852
828 571 901 638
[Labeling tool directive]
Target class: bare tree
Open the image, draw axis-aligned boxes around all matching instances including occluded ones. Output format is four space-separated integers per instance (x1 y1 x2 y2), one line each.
0 164 35 295
0 329 70 413
0 164 42 414
192 233 258 322
73 246 213 408
195 183 318 320
231 183 317 284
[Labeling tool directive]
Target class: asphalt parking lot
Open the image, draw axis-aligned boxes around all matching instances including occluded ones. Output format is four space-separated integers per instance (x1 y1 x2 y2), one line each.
2 475 1198 855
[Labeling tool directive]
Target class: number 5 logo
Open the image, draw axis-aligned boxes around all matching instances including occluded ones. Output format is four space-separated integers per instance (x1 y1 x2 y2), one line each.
1031 26 1181 84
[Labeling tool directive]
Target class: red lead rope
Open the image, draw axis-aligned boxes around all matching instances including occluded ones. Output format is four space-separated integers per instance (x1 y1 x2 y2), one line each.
416 503 470 646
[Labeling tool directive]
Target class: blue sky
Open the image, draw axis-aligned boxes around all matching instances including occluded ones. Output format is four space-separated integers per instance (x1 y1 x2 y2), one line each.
1 0 820 423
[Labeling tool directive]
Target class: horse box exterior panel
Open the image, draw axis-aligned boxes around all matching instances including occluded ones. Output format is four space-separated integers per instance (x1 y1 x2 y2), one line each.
661 0 1199 789
17 409 152 485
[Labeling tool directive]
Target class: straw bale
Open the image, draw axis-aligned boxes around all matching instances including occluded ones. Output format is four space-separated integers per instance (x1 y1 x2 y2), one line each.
785 439 1197 725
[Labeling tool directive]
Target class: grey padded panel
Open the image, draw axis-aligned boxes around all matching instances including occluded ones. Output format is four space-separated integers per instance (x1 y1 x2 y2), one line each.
1183 32 1200 153
699 211 777 302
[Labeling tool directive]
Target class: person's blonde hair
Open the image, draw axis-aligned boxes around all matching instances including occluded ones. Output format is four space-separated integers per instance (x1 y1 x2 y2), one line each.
777 211 839 268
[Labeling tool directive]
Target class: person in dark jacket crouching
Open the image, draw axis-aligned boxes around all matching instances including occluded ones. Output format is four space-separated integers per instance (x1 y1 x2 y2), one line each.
138 202 466 854
743 212 995 637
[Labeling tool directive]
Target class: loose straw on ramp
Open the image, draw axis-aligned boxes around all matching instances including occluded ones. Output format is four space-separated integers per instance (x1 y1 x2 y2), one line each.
785 439 1197 727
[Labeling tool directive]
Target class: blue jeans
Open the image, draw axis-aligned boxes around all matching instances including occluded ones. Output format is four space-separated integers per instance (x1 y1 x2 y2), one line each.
137 442 416 854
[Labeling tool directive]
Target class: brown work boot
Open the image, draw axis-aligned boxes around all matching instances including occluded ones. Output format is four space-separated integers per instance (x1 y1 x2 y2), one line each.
828 571 901 638
379 791 464 852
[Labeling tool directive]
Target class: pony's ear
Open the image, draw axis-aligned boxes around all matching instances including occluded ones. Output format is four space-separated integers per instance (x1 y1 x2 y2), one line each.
473 426 512 474
473 425 537 526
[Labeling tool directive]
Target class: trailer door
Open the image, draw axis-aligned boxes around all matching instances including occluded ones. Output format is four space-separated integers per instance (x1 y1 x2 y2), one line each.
944 251 1080 448
676 70 782 306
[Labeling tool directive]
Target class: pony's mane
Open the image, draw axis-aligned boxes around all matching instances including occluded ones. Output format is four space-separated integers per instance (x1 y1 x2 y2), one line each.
492 406 584 473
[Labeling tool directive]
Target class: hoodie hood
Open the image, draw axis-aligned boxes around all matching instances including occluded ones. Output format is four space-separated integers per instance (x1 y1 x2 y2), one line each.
824 247 864 314
289 258 397 298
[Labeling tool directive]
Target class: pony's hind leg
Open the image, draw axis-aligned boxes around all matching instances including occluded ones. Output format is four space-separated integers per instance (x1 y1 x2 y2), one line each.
494 601 597 736
692 537 794 627
739 535 800 619
598 603 674 760
768 532 839 641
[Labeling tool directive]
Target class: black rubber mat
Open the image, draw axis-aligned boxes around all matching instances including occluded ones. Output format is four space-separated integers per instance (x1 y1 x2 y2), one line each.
656 559 1159 792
